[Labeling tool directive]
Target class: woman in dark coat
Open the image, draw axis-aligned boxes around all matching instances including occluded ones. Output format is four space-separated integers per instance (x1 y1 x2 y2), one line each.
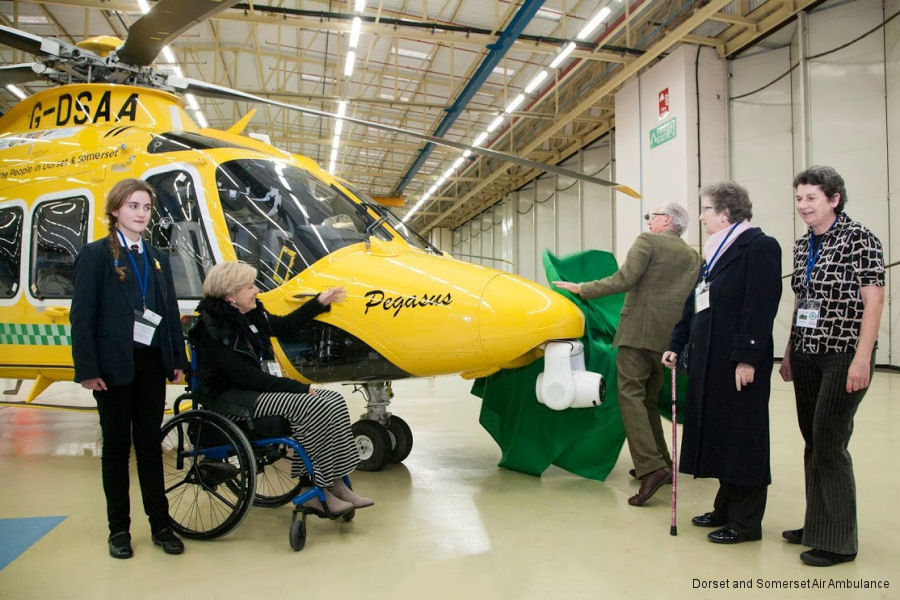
662 180 781 545
189 261 371 516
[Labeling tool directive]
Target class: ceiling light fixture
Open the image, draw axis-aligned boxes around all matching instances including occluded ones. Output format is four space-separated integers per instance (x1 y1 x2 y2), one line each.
549 41 576 69
505 93 526 113
5 84 27 100
349 17 362 48
344 50 356 77
524 69 548 94
577 7 612 40
485 115 505 133
534 8 562 22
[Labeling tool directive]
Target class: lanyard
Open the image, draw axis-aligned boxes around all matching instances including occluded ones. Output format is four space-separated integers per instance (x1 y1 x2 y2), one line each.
701 223 739 281
805 217 838 286
117 230 149 310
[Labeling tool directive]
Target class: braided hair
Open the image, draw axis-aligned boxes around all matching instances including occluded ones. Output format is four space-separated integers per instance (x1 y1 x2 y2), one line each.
104 178 156 282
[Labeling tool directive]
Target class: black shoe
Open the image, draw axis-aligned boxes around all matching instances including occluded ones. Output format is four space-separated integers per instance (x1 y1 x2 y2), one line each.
782 528 804 545
108 532 133 559
691 512 728 528
800 548 856 566
707 527 762 544
152 527 184 555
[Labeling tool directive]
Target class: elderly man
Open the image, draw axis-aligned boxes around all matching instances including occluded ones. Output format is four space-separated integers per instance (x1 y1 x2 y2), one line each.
554 203 702 506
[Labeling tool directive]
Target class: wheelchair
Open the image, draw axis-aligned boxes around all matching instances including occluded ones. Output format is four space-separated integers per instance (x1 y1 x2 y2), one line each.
160 384 355 551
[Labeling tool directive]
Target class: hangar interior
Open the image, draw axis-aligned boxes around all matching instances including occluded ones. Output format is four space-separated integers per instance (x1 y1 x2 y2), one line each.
1 0 898 597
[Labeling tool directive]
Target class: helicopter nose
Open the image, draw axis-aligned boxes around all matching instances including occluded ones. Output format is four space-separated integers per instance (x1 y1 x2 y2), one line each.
478 273 585 366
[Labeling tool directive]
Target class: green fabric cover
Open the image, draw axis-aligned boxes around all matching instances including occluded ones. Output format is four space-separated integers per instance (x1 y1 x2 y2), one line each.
473 249 686 481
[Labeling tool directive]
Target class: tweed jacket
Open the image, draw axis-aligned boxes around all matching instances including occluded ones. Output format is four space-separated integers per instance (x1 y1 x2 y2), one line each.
580 230 702 353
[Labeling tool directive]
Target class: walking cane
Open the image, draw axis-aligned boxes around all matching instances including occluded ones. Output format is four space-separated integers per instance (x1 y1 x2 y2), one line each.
670 367 678 536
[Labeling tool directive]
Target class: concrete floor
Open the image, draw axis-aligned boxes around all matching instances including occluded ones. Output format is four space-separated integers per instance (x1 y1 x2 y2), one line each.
0 371 897 599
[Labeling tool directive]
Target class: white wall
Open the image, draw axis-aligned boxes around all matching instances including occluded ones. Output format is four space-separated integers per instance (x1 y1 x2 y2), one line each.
614 44 728 252
730 0 897 364
449 0 898 366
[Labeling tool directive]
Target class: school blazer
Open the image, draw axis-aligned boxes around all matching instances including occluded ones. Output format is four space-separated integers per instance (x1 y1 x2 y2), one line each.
70 238 187 386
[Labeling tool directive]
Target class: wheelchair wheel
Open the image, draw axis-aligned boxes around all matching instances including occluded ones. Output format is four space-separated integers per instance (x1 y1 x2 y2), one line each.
253 442 306 507
289 519 307 551
172 392 195 415
160 410 256 539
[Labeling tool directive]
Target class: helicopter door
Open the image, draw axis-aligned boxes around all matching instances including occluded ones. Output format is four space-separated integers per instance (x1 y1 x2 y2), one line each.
145 170 214 299
0 206 24 301
29 197 89 300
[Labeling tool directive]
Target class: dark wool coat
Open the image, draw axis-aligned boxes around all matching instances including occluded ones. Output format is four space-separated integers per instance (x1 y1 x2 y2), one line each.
188 295 328 417
71 238 187 386
668 228 782 487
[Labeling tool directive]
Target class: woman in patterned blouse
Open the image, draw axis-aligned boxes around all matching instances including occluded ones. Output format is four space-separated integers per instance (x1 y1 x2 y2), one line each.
779 166 885 567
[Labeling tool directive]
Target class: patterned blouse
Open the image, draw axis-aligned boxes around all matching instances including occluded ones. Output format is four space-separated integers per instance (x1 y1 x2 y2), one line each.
789 212 884 354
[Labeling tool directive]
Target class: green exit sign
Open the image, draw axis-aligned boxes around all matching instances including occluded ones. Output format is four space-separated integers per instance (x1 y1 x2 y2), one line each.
650 118 677 148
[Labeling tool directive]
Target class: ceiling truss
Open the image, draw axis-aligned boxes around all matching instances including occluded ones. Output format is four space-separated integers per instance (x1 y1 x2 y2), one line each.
0 0 822 233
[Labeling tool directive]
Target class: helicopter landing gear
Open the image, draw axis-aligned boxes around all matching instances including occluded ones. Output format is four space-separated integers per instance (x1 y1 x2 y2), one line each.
351 381 413 471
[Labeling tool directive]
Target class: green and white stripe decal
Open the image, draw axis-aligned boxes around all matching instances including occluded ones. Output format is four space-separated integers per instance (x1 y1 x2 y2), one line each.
0 323 72 346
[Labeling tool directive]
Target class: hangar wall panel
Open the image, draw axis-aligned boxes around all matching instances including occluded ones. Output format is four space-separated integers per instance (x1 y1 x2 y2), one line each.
887 0 899 365
730 0 897 365
730 45 797 351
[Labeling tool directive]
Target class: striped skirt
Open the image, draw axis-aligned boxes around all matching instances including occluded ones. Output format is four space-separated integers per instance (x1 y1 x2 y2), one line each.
252 389 360 488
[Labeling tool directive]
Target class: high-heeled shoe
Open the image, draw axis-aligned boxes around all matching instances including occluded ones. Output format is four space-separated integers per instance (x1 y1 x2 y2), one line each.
302 489 353 516
329 478 374 509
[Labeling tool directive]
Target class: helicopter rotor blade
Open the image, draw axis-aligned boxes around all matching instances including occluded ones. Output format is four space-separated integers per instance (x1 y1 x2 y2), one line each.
179 78 641 198
0 63 41 86
0 25 44 56
117 0 243 67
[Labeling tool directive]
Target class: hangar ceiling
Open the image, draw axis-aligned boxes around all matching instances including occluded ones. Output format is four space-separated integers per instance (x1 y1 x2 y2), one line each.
0 0 820 234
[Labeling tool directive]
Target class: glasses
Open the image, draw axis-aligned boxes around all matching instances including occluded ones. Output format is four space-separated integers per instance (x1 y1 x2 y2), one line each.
700 205 715 215
643 212 667 221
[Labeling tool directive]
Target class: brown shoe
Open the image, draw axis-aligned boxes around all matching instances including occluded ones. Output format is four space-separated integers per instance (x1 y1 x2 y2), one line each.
628 467 672 506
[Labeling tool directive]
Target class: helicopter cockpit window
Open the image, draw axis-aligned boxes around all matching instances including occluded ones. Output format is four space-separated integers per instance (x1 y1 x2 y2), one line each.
147 131 252 154
216 159 389 291
341 181 441 254
0 206 23 298
145 171 214 298
30 197 89 299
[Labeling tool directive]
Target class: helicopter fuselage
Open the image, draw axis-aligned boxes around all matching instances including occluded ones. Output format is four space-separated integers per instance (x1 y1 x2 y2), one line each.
0 83 585 399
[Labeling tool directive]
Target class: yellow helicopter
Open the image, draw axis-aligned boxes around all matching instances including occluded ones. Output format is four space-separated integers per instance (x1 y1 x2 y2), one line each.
0 0 637 470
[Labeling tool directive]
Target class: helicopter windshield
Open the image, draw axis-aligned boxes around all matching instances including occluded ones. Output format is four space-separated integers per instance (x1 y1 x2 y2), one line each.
216 159 389 292
340 181 441 255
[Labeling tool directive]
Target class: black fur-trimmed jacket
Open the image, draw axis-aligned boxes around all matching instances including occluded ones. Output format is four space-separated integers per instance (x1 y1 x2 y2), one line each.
188 295 328 417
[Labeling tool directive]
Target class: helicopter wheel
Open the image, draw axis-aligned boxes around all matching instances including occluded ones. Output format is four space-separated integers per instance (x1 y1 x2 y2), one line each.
386 415 413 463
351 419 391 471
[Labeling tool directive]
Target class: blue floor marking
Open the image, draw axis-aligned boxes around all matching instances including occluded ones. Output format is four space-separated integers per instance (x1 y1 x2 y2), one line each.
0 516 66 571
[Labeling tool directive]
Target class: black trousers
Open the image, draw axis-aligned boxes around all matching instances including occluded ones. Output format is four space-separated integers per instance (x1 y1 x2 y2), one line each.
791 351 872 555
712 481 767 534
94 347 169 535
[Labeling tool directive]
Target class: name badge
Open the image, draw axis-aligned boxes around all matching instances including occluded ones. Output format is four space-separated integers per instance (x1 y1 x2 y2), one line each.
695 282 710 313
795 298 822 329
133 309 162 345
262 360 283 377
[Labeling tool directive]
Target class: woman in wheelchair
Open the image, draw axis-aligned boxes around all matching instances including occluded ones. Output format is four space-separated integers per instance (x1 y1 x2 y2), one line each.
189 261 372 516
